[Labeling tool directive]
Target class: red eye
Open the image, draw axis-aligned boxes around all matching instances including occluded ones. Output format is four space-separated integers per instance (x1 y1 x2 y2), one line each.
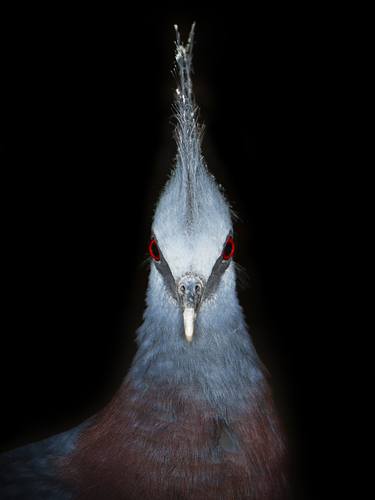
222 235 235 260
149 238 160 261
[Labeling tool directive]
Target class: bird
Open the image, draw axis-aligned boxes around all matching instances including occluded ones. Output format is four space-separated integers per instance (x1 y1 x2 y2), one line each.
0 24 287 499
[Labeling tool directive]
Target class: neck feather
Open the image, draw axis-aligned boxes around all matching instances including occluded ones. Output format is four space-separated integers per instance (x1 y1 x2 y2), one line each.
127 267 266 415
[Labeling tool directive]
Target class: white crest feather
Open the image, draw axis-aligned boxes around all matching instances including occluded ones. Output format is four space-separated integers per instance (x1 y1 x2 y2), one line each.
152 23 232 279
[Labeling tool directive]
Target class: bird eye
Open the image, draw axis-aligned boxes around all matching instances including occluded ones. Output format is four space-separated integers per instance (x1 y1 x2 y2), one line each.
222 235 235 261
149 238 161 261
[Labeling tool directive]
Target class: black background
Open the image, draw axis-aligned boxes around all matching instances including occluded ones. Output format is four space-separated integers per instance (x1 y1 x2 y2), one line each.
1 6 367 500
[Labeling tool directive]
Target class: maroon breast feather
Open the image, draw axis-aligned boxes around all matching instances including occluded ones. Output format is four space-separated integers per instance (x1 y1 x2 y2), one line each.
61 381 287 500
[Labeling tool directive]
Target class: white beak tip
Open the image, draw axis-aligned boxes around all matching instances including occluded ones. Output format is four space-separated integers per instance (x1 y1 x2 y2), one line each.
183 307 196 343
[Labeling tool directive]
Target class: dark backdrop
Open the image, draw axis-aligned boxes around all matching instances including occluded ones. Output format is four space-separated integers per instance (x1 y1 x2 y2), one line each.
2 7 361 500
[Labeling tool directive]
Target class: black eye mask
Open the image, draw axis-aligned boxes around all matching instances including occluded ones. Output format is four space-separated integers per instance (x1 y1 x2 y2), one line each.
149 236 178 301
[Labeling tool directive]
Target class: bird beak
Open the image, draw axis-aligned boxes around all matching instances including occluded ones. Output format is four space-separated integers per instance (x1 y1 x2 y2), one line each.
183 307 196 342
177 274 204 343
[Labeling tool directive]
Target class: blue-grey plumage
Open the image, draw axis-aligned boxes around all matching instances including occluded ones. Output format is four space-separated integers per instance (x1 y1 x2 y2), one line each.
0 423 88 499
0 24 287 500
133 23 260 403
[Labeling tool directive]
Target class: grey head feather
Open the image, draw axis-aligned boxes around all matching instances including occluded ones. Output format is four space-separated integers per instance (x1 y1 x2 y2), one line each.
153 24 232 280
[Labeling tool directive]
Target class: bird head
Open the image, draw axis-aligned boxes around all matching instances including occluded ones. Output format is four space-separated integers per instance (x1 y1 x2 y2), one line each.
148 24 237 343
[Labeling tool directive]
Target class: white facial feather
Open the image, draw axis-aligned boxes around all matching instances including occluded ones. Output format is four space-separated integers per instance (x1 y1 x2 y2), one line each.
153 169 232 280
